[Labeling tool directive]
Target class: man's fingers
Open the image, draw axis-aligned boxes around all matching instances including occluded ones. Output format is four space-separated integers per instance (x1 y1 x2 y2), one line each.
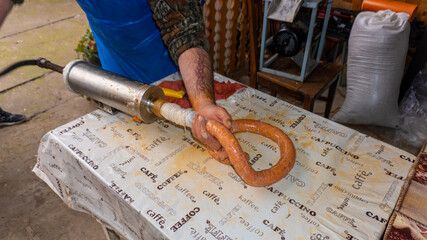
191 115 221 151
215 107 232 129
204 135 222 151
195 104 232 129
217 148 229 161
198 116 209 139
191 115 203 140
219 110 232 129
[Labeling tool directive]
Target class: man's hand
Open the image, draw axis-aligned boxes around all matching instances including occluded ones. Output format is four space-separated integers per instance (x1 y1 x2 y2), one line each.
149 0 230 150
191 103 231 151
178 47 232 151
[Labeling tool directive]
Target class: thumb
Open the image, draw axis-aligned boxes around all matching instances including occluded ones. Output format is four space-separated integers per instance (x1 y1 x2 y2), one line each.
215 107 232 129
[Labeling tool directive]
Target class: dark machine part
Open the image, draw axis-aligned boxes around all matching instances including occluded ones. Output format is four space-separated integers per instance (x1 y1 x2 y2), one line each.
271 11 312 58
273 23 305 57
271 5 354 58
322 8 354 40
0 58 63 77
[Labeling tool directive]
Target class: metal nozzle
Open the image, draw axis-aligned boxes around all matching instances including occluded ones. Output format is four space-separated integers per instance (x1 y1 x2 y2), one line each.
36 58 64 74
63 60 165 123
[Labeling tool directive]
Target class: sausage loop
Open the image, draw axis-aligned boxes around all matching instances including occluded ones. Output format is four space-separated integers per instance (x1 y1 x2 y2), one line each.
206 119 296 187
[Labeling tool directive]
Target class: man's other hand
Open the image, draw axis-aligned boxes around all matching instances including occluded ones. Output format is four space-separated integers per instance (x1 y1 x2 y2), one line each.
191 103 231 151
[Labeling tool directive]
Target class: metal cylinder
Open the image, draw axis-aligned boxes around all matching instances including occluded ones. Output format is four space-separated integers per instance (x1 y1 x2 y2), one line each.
63 60 164 123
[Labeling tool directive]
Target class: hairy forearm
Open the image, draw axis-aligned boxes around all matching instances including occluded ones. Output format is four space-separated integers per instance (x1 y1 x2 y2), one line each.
151 0 231 150
179 47 231 151
178 47 215 111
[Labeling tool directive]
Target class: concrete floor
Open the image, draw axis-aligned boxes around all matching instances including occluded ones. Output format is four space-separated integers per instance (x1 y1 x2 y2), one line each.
0 1 421 239
0 1 103 239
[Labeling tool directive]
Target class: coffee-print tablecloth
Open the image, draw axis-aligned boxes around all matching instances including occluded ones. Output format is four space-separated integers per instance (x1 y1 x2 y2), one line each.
34 72 416 240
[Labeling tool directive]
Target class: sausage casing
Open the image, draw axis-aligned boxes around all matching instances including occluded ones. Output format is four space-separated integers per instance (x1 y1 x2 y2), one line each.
206 119 296 187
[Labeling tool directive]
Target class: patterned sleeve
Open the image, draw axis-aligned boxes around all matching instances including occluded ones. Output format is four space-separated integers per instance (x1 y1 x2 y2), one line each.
148 0 210 64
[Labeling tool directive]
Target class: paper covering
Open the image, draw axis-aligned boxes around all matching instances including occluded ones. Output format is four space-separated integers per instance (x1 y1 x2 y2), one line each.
34 73 415 240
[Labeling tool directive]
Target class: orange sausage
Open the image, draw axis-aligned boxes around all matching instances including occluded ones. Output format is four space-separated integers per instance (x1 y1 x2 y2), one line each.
206 119 296 187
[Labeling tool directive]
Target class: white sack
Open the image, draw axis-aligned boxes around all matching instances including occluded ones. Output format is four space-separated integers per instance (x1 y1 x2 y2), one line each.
332 10 410 128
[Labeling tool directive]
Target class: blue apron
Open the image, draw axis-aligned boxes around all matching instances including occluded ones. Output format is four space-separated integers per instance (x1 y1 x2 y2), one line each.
75 0 178 84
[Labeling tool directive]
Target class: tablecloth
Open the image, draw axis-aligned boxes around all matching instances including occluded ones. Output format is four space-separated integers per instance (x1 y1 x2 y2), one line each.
34 72 416 240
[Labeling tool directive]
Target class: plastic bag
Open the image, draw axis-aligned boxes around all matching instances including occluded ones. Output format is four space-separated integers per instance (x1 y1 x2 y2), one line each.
395 63 427 148
332 10 410 128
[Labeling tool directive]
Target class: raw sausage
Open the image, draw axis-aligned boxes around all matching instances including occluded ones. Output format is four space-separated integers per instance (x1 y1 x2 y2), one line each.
206 119 296 187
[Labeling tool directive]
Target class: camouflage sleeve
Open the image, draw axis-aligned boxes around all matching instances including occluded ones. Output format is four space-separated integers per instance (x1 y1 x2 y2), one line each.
148 0 210 64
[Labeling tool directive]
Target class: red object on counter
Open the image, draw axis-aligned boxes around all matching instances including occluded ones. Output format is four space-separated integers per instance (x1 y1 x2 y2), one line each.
158 80 246 109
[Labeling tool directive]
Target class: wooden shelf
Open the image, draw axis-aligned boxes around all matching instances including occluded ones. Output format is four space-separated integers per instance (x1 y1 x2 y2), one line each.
257 60 343 118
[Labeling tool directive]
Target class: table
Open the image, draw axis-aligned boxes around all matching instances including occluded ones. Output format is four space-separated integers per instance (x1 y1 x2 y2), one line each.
34 72 415 240
257 59 343 119
246 0 343 119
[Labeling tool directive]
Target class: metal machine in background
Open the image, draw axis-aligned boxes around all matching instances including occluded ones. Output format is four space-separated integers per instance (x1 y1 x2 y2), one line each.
272 18 309 58
260 0 333 82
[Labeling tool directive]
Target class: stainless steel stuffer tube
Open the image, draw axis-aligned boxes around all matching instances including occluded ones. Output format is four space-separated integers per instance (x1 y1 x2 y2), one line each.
63 60 164 123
